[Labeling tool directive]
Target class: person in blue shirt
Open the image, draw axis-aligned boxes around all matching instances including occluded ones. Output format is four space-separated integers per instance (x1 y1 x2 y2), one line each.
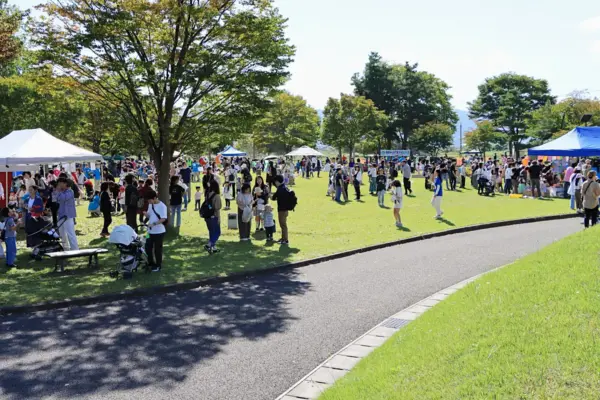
432 169 443 219
192 162 200 182
93 168 102 191
88 191 101 217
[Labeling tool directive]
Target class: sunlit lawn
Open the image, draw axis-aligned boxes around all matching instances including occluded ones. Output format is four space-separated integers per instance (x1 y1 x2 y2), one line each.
0 176 571 307
319 226 600 400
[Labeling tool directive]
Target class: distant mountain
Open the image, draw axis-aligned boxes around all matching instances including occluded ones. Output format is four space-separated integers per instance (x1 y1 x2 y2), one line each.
454 109 477 148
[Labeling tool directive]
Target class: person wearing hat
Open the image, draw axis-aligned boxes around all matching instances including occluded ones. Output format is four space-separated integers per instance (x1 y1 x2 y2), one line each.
253 176 269 231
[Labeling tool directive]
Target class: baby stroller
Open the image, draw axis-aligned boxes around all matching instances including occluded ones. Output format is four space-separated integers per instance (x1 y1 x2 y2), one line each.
29 217 65 261
108 224 149 279
478 178 495 197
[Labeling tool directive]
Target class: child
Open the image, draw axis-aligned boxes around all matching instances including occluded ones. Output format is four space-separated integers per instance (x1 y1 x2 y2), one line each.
88 191 101 217
376 168 387 207
254 187 265 231
390 180 404 228
264 204 275 241
118 185 126 214
194 186 202 211
2 207 17 269
432 169 444 219
223 182 233 210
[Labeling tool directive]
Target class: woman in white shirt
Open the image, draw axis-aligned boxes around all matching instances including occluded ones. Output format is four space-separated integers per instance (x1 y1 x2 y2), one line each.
390 180 404 228
145 190 167 272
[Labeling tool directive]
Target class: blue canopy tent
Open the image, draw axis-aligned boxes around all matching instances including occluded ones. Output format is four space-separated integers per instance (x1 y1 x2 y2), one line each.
528 127 600 157
219 145 247 157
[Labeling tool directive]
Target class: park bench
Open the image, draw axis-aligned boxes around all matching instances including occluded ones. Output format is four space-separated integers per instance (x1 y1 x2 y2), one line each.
46 248 109 272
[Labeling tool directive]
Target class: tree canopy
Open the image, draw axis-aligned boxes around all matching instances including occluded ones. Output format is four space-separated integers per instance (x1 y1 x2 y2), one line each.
411 123 454 157
464 121 505 157
321 93 388 158
32 0 294 201
0 0 25 68
468 72 555 156
352 52 457 149
528 94 600 145
252 92 320 153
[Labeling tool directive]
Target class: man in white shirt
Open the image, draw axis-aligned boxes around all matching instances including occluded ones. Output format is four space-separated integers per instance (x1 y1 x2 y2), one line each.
145 190 167 272
368 164 377 194
401 160 412 195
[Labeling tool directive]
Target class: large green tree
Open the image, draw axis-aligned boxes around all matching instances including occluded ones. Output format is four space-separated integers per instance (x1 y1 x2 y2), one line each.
468 72 555 156
321 94 388 159
464 121 504 157
32 0 294 202
411 122 454 157
252 92 320 153
528 94 600 145
0 0 25 68
352 52 457 149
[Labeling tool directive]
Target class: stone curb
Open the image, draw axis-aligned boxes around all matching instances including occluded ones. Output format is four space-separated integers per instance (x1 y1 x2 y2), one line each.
276 264 510 400
0 213 577 315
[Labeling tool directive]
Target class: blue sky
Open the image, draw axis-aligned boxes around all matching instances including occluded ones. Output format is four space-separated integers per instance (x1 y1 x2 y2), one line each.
11 0 600 110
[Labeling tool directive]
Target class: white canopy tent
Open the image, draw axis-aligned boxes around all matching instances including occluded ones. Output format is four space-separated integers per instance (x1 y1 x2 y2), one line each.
285 146 324 157
0 128 102 169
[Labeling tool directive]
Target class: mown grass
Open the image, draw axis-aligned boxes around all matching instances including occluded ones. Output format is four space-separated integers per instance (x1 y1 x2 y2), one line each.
0 176 570 306
320 226 600 400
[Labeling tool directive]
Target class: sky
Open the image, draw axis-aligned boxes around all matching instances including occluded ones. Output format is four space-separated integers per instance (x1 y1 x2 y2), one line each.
10 0 600 111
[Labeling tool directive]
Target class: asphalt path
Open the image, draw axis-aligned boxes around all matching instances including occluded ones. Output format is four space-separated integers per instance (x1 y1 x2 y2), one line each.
0 219 582 400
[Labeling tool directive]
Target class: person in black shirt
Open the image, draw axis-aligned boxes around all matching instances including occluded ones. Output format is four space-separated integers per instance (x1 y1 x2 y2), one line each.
528 161 542 198
124 174 138 231
169 175 185 228
271 175 292 244
376 167 387 207
202 167 215 191
100 182 112 237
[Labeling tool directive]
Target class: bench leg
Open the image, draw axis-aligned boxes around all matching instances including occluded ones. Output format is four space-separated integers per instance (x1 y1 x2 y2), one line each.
88 254 99 269
54 259 65 273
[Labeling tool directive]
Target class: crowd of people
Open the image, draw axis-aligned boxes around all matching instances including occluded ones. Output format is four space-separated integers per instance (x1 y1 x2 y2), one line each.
3 152 598 272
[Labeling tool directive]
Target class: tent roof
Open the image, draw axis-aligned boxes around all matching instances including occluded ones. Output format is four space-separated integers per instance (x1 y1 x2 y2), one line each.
0 129 102 166
219 145 247 157
286 146 324 157
528 127 600 157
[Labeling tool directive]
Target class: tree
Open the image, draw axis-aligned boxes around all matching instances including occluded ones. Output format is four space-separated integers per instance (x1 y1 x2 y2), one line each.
0 0 25 68
321 94 388 159
352 52 457 149
32 0 294 204
411 123 454 156
468 72 555 156
529 94 600 145
464 121 504 157
252 92 320 153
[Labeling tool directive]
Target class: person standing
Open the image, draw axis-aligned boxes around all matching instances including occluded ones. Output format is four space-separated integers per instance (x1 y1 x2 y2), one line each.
432 169 443 219
124 174 138 231
56 177 79 251
169 175 185 229
390 180 404 228
368 164 377 195
272 175 295 245
145 190 167 272
352 165 362 200
376 168 387 207
203 179 222 253
401 160 412 195
504 163 513 194
179 162 192 210
563 162 575 199
528 160 542 198
237 184 254 241
100 182 112 237
582 171 600 228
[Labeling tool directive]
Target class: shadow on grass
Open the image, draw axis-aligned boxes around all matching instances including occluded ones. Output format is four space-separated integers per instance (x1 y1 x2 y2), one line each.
397 226 412 232
437 218 455 226
0 269 310 399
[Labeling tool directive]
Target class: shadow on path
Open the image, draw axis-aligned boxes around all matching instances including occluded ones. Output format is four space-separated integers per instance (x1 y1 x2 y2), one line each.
0 270 311 399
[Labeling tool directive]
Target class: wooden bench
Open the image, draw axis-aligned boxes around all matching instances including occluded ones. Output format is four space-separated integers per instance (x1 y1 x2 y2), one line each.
46 248 109 272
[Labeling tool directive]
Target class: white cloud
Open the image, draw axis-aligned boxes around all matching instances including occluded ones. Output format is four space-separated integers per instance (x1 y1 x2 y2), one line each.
591 40 600 53
579 16 600 32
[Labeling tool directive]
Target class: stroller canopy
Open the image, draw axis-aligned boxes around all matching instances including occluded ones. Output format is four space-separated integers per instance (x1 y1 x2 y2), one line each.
108 225 139 246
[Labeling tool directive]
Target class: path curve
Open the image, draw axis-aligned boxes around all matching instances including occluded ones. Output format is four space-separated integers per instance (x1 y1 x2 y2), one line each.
0 219 581 400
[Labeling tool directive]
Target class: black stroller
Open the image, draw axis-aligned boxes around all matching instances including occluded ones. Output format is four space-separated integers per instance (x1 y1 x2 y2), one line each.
478 177 495 197
28 217 65 261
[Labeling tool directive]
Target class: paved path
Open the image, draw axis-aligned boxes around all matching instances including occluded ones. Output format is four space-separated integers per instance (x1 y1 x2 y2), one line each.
0 219 581 400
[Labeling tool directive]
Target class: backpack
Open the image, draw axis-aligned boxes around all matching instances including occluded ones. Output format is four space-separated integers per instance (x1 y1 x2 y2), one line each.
199 193 216 219
285 187 298 211
129 189 139 207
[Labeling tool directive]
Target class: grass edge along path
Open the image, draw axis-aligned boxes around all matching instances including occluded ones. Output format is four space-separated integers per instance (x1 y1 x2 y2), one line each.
319 226 600 400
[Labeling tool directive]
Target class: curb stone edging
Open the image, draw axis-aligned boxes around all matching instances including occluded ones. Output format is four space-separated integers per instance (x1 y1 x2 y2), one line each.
0 213 577 315
275 264 510 400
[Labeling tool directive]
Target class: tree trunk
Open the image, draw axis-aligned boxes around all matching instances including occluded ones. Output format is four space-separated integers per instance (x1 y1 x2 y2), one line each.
155 145 172 208
338 147 342 160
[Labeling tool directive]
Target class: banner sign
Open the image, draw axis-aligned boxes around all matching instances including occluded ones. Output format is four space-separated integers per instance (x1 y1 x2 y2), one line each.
380 150 410 157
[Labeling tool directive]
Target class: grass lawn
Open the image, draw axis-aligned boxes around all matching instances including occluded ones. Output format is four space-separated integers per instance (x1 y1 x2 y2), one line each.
0 176 570 307
319 227 600 400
